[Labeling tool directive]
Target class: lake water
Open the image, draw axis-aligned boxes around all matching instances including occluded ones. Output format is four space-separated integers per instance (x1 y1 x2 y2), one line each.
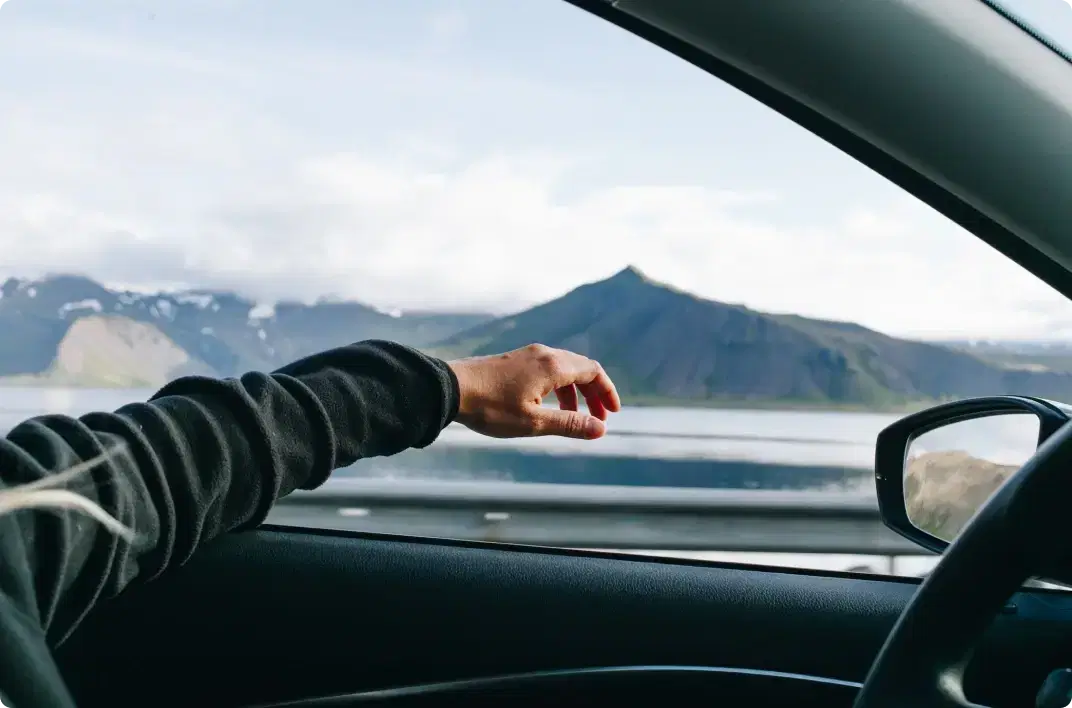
0 386 894 492
0 387 944 576
348 407 892 493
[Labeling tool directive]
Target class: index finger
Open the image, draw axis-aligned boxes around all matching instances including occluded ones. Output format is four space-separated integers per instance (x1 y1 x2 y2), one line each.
552 351 622 414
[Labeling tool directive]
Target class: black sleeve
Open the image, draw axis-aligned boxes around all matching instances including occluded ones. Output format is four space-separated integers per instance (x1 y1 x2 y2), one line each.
0 340 459 646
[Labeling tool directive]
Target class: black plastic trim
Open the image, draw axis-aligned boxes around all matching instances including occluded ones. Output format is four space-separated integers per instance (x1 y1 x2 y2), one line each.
253 665 861 707
56 529 1072 708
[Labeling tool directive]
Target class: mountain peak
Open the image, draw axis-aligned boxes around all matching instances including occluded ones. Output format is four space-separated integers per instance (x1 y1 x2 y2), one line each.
600 265 687 296
610 265 649 282
599 265 669 292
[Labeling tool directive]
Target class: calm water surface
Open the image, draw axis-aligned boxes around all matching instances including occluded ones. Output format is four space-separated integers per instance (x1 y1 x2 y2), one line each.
0 386 897 491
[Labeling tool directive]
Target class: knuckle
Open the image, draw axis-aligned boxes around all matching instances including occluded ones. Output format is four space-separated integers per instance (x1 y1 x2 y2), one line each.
530 347 560 369
541 358 564 378
565 415 585 437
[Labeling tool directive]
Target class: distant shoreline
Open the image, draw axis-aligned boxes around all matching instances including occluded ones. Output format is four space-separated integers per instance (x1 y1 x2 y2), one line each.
618 396 931 415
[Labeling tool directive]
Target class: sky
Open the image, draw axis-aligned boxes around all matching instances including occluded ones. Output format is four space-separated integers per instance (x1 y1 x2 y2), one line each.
2 0 1072 339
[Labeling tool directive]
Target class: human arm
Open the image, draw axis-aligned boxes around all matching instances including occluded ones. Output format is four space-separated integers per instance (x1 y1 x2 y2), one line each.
0 340 458 645
0 340 621 647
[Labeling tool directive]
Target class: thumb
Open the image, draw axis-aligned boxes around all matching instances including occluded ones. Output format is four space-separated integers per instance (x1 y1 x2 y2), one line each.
533 409 606 440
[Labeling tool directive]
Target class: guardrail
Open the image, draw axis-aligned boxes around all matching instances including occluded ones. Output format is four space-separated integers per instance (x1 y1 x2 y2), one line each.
268 478 929 557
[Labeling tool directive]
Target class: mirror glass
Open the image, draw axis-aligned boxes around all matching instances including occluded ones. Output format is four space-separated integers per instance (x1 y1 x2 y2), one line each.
904 412 1040 543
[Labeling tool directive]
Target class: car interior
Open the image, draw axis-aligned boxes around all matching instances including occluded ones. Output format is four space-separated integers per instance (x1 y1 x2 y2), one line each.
51 1 1072 707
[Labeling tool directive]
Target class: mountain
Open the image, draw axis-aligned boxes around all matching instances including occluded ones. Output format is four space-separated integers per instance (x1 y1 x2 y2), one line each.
939 339 1072 374
0 275 493 386
1 315 217 388
905 450 1015 541
437 266 1072 406
9 268 1072 406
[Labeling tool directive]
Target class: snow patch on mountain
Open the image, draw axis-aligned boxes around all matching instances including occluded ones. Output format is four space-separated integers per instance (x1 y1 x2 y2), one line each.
58 299 103 317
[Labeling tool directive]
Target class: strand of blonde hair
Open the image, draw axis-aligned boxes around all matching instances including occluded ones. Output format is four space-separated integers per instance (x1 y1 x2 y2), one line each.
0 446 135 542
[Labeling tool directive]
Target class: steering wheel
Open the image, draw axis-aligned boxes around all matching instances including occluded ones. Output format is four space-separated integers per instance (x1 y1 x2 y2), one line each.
852 419 1072 707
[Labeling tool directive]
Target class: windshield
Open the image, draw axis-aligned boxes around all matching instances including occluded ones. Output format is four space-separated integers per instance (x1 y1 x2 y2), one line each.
4 0 1072 588
987 0 1072 58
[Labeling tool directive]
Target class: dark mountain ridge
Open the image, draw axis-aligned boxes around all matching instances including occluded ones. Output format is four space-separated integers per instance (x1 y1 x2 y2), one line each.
438 266 1072 406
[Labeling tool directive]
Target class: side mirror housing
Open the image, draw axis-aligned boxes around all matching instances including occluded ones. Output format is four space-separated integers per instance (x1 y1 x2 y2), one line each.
874 396 1072 555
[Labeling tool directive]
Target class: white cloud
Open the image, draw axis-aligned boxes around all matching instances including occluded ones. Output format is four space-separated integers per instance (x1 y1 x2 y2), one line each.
0 1 1069 340
426 7 467 43
1 135 1065 339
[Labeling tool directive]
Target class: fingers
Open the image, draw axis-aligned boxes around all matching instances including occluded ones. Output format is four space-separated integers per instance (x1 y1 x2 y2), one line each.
556 382 607 422
536 346 621 415
555 384 579 412
578 385 606 421
532 408 607 440
570 361 621 416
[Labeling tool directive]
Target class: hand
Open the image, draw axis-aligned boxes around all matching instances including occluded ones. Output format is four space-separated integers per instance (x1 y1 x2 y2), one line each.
448 343 622 440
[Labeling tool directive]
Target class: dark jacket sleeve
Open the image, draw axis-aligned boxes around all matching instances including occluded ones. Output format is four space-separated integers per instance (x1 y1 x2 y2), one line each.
0 340 459 646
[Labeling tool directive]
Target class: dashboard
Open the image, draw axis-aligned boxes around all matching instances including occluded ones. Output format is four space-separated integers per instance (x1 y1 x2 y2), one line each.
257 666 860 708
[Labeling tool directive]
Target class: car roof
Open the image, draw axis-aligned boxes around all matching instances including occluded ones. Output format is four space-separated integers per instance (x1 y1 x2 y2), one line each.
570 0 1072 305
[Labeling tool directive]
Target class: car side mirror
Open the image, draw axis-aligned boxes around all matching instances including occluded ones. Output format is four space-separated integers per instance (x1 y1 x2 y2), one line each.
874 396 1072 554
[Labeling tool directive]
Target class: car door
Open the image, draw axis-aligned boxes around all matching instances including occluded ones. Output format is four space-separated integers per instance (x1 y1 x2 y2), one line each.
14 0 1072 706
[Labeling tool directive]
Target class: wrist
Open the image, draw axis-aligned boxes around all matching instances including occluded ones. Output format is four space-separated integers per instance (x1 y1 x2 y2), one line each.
447 359 479 427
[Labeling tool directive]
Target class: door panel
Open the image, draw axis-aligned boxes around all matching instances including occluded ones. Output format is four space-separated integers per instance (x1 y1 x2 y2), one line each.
56 527 1072 708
